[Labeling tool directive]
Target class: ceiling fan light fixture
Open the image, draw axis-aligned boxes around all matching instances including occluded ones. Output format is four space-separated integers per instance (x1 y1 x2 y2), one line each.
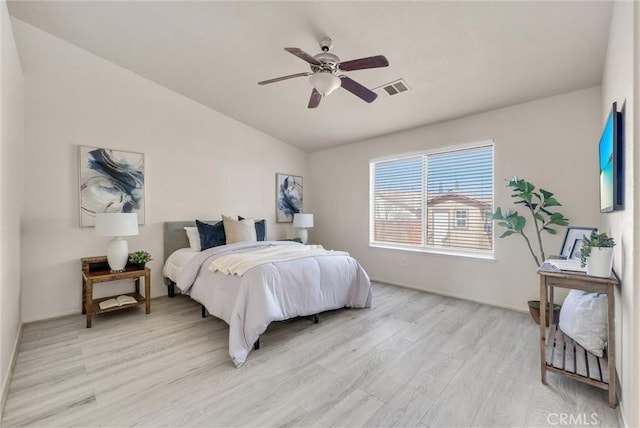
309 73 341 96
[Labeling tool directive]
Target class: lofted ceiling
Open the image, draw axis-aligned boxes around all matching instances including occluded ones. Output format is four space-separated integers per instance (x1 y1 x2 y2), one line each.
8 1 612 152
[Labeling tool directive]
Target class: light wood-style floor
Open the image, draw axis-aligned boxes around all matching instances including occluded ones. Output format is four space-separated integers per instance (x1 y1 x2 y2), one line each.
2 282 619 427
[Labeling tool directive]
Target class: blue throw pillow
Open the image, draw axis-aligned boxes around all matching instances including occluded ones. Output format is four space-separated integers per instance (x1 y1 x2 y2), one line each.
238 216 266 241
196 220 226 250
254 220 266 241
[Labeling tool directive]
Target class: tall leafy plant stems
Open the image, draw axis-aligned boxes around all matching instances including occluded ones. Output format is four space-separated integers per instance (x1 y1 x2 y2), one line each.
492 177 569 268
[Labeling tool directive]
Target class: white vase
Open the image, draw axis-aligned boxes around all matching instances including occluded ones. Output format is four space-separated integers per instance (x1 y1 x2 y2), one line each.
586 247 614 278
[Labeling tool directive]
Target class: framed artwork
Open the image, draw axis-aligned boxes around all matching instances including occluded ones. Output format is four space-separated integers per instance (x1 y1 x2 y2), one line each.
559 226 597 259
599 102 624 213
276 173 302 223
567 237 585 260
79 146 145 227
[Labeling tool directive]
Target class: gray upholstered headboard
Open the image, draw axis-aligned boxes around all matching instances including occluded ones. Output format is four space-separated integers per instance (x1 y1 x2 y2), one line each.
163 220 219 263
163 219 267 263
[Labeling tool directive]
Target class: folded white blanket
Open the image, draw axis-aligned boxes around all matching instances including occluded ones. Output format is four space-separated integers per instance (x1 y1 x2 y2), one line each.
208 244 349 276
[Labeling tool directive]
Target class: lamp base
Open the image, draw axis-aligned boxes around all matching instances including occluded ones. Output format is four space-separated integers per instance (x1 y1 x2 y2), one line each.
107 237 129 272
296 228 309 245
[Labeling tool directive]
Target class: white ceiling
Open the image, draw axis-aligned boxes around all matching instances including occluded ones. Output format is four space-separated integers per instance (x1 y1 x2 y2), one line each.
8 1 612 152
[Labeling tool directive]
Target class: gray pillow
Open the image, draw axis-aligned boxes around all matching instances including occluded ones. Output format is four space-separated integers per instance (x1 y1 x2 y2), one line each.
559 290 608 357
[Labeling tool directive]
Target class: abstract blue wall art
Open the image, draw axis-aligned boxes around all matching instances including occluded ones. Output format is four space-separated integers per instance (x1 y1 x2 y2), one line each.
276 173 302 223
79 146 145 227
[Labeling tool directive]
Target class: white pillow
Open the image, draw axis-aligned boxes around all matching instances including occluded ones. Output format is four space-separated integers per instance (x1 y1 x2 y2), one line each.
184 227 201 251
222 215 257 244
559 290 608 357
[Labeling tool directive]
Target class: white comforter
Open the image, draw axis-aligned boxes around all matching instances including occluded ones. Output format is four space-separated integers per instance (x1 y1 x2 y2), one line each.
209 244 349 276
177 241 372 367
162 248 199 282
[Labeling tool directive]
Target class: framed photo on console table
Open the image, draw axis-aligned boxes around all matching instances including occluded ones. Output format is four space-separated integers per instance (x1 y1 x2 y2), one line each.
79 146 145 227
276 173 302 223
559 226 597 259
567 238 585 260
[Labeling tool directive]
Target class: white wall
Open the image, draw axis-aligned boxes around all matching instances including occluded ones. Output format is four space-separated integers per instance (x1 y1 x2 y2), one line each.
309 87 602 312
601 2 637 426
12 19 307 322
635 2 640 423
0 0 23 414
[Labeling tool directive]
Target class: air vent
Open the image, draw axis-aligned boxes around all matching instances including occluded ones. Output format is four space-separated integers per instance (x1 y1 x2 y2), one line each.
373 78 410 98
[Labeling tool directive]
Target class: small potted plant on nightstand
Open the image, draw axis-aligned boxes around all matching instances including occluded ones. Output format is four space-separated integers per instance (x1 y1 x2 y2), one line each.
580 231 615 278
129 250 152 270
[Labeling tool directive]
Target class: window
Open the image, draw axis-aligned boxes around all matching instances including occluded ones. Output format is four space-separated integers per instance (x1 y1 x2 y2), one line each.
455 210 468 228
370 143 494 255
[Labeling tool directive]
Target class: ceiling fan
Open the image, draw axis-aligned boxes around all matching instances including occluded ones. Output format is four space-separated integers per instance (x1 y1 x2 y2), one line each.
258 37 389 109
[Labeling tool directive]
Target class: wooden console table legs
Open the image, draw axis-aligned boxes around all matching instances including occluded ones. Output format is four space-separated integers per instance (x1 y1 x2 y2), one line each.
85 277 94 328
134 270 151 315
606 285 616 408
539 275 548 385
538 263 618 408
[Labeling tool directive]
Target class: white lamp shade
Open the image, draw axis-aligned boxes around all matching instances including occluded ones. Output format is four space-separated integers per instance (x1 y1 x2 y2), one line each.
95 213 139 237
293 213 314 228
309 73 341 96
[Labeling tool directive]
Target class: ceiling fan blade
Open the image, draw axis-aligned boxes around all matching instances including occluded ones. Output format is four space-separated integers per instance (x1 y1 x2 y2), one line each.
308 89 322 109
258 72 311 85
339 55 389 71
284 47 322 66
340 76 378 103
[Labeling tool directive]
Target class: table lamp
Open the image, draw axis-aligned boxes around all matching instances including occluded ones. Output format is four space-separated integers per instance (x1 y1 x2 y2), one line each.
293 213 314 245
95 213 139 272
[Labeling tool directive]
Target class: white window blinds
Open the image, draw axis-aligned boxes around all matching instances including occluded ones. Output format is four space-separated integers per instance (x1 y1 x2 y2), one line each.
371 156 425 246
370 143 494 254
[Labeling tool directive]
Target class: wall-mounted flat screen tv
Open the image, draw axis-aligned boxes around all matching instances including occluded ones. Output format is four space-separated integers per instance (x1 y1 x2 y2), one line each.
599 102 623 213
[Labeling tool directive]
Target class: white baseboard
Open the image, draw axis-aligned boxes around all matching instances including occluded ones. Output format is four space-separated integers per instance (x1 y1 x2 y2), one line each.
616 374 628 428
22 309 79 324
22 294 169 324
617 402 628 428
370 277 528 314
1 322 23 424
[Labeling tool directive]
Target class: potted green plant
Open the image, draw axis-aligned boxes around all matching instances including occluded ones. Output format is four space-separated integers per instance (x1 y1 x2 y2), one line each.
492 177 570 324
579 231 615 278
129 250 152 269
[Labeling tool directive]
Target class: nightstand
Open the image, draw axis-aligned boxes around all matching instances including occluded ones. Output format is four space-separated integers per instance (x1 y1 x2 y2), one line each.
81 256 151 328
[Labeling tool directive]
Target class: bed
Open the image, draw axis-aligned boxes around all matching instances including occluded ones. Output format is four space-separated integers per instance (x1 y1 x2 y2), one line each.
162 220 372 367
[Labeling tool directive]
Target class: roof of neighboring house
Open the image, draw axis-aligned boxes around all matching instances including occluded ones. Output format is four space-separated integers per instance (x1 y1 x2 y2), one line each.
427 191 492 209
374 190 491 221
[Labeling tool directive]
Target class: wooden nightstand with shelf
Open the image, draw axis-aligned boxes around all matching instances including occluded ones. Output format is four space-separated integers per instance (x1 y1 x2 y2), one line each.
81 255 151 328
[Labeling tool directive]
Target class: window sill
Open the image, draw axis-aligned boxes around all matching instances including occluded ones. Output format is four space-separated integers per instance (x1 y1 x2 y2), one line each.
369 243 496 262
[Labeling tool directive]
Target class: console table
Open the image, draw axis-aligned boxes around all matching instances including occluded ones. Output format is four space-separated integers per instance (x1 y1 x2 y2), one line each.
537 263 619 408
81 256 151 328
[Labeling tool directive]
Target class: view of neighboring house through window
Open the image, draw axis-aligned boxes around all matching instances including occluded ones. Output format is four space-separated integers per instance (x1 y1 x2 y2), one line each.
455 210 468 228
370 142 494 255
